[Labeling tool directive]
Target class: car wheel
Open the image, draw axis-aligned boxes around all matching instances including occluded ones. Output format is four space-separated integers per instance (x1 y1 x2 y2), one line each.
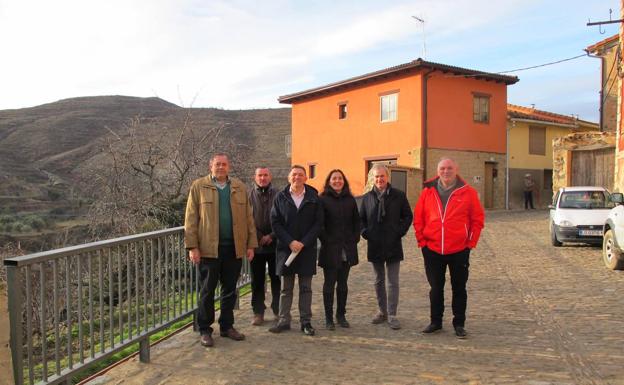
550 222 562 247
603 229 624 270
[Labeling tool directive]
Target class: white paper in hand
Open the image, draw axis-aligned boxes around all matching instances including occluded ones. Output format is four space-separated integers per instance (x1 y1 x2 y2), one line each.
284 250 300 267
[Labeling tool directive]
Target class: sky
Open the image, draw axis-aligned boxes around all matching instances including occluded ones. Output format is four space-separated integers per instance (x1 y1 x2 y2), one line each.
0 0 620 121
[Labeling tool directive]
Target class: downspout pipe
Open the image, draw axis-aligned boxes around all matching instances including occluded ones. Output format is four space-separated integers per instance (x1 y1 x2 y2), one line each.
422 68 436 181
585 50 605 131
506 120 514 210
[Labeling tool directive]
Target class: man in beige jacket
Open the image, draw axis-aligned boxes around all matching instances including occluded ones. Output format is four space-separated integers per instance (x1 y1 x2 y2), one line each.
185 153 257 347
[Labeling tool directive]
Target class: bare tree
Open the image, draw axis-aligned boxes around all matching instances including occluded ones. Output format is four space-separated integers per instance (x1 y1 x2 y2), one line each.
85 110 247 238
0 242 24 288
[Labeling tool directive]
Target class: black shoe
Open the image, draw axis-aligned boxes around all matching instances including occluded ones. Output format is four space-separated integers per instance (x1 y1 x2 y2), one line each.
268 323 291 333
301 323 316 336
336 317 350 328
325 320 335 330
422 323 442 334
454 326 467 339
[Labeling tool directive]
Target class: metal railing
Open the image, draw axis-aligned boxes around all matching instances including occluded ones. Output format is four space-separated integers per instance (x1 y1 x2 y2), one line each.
4 227 252 385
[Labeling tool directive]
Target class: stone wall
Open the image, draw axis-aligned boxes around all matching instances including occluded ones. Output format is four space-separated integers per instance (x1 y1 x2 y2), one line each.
363 166 423 207
426 148 507 209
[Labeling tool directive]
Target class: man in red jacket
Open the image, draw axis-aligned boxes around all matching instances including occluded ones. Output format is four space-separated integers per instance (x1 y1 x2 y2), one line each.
413 158 484 338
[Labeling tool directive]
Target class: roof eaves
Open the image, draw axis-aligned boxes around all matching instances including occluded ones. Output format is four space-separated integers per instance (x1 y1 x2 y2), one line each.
278 59 519 104
586 34 619 53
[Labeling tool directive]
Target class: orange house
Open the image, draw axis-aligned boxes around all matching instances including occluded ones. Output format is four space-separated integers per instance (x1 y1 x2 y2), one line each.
278 59 518 208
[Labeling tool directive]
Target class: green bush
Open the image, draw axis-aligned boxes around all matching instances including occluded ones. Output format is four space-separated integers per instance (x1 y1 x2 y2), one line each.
12 223 23 232
23 215 47 231
0 215 14 224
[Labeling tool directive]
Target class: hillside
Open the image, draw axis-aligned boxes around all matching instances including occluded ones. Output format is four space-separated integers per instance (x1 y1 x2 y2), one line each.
0 96 291 250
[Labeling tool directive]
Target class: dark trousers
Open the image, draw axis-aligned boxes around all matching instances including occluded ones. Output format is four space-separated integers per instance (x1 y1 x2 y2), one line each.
524 191 534 209
196 245 242 335
322 262 351 321
422 246 470 327
250 251 280 316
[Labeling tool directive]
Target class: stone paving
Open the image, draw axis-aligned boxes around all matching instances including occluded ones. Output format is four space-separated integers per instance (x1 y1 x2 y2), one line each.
88 210 624 385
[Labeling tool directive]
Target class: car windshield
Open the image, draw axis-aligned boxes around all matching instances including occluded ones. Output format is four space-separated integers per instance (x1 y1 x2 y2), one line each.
558 191 613 209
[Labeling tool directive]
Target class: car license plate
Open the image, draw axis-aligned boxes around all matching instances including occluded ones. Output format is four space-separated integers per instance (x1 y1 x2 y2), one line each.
579 229 602 236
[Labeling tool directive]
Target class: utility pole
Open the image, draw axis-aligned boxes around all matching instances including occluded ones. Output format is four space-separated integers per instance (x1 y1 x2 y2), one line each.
411 16 426 59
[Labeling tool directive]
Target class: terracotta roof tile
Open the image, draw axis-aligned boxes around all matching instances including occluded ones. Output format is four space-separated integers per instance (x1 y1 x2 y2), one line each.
507 104 597 128
586 34 619 53
279 58 519 104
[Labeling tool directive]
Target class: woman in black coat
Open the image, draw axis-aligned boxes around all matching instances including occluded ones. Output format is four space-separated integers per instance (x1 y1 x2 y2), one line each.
318 169 360 329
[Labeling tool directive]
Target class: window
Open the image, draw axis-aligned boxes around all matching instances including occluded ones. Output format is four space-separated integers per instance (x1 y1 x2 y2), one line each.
473 94 490 123
309 164 316 179
338 103 347 119
380 93 398 122
285 135 291 157
366 159 397 175
529 126 546 155
558 191 613 209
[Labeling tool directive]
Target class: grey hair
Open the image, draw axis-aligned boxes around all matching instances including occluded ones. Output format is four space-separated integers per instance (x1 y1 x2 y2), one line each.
370 163 389 176
255 167 271 174
437 157 458 168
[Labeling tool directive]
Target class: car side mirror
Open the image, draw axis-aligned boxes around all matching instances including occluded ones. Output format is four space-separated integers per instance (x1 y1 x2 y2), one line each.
610 192 624 205
548 204 555 209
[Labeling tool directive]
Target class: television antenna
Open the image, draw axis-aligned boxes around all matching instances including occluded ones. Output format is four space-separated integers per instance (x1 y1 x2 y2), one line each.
411 15 426 59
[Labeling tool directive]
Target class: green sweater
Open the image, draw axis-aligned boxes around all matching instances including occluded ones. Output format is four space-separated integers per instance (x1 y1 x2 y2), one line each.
217 183 234 246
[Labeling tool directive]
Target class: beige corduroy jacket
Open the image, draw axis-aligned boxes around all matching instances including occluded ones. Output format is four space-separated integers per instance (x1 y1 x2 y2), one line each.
184 175 257 258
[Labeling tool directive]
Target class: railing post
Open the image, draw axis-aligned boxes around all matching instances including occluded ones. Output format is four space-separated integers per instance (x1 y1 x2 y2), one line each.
139 338 150 363
6 265 24 385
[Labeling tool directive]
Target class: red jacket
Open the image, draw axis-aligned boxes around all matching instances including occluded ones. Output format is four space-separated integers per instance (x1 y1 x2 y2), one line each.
413 176 485 255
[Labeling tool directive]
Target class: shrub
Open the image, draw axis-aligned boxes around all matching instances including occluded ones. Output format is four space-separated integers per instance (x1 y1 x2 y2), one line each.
0 215 14 224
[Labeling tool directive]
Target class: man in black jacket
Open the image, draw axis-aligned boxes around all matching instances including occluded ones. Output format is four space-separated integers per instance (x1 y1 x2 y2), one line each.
359 164 413 330
248 167 280 326
269 165 324 336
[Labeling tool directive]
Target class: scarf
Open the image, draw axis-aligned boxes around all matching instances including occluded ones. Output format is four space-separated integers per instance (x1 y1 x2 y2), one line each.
374 186 388 223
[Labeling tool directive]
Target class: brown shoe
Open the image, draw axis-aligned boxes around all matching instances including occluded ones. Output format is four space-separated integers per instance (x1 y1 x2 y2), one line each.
200 333 214 347
371 312 387 324
251 314 264 326
220 327 245 341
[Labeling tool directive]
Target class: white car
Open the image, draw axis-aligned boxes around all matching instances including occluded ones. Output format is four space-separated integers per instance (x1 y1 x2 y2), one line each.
549 186 613 246
602 192 624 270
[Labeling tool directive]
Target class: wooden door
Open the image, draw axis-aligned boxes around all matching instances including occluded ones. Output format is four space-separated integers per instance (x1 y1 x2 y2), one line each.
484 162 494 209
571 147 615 188
390 169 407 193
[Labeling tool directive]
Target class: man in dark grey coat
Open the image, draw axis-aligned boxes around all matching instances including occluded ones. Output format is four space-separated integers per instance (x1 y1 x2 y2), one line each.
248 167 280 326
359 164 413 330
269 165 323 336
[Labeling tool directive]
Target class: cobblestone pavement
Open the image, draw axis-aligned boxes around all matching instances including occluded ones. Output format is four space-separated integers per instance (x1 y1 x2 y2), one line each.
90 210 624 385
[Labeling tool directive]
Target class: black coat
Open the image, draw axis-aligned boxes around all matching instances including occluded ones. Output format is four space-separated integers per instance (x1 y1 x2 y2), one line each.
270 184 323 276
359 184 413 263
318 190 360 269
